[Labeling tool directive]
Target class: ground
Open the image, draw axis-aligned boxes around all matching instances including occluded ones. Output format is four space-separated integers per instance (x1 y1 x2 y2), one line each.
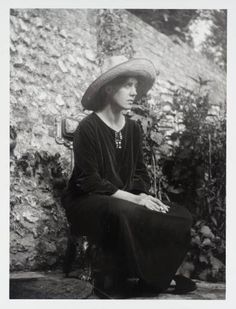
10 270 225 300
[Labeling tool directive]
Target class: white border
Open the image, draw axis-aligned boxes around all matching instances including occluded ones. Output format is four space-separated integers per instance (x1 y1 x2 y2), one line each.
1 1 236 308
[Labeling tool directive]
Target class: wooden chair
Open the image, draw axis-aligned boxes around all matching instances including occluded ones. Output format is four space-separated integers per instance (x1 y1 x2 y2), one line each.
55 115 90 277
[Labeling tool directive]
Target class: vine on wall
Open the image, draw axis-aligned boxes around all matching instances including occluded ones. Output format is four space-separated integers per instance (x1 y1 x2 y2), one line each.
97 9 135 64
10 130 71 270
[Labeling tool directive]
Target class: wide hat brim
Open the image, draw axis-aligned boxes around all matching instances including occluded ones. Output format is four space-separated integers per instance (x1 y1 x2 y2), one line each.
81 58 156 110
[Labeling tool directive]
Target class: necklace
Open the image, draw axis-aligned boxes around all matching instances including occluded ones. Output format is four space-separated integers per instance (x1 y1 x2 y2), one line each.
114 131 123 149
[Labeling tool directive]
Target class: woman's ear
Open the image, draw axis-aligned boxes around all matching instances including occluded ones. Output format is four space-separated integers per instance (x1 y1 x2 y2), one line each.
104 85 113 95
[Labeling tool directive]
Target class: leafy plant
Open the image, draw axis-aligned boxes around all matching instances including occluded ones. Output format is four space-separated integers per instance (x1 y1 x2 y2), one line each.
130 85 226 282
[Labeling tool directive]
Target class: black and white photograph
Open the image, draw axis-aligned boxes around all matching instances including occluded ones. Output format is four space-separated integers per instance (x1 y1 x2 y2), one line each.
1 0 236 307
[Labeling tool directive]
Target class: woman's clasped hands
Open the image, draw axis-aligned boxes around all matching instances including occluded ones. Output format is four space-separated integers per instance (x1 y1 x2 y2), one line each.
137 193 170 213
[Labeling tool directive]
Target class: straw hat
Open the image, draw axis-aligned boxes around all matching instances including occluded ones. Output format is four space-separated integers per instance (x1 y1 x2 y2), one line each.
81 55 156 110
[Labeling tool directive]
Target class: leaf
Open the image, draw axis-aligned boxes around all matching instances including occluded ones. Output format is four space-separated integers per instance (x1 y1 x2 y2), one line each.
200 225 215 239
211 216 218 226
199 269 210 281
199 254 209 264
158 144 172 156
150 131 163 145
191 235 201 246
195 220 204 227
209 256 224 272
202 238 212 247
178 261 195 278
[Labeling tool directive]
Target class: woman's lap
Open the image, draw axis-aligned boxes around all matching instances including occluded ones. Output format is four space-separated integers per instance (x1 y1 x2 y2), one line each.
65 193 192 289
66 194 192 244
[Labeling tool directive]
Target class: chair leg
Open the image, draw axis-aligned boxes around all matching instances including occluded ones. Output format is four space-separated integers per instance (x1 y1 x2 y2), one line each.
62 234 78 277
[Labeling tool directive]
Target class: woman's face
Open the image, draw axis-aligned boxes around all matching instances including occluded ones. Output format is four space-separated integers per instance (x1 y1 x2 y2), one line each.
106 77 138 110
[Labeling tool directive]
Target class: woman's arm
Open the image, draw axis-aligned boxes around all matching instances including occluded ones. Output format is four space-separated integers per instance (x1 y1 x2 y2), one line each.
111 189 139 203
122 122 169 213
112 189 169 213
73 122 118 195
131 123 150 194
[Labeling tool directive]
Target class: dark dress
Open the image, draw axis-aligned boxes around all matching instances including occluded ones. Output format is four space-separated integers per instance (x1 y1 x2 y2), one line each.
62 112 192 291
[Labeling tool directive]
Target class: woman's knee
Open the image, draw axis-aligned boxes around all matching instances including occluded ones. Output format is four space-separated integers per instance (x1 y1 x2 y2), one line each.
106 197 136 215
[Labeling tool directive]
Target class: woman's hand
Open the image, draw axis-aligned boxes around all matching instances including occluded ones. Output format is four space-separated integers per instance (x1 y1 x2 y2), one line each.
111 190 170 213
137 193 170 213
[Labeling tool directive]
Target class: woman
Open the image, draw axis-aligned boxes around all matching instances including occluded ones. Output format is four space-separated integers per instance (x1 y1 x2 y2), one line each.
63 56 196 297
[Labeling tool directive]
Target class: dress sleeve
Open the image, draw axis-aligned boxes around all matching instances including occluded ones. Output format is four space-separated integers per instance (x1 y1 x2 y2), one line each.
131 123 151 195
73 122 118 195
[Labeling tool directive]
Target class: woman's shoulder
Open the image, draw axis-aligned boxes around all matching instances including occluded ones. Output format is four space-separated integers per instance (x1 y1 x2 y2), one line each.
74 113 97 136
125 115 142 132
77 112 99 128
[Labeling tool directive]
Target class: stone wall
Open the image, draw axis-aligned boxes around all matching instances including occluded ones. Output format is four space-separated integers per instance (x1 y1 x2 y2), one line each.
10 9 226 271
10 8 99 271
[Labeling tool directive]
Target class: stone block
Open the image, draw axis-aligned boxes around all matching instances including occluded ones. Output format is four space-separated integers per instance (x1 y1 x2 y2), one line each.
73 37 84 46
30 25 38 37
59 29 68 38
44 24 52 31
10 9 19 17
85 49 96 62
42 114 55 126
48 45 61 58
10 95 18 105
34 17 43 28
10 82 22 92
10 29 18 42
56 94 65 106
16 44 27 55
25 61 36 73
38 92 47 101
38 41 47 52
46 103 59 114
58 59 68 73
73 89 83 100
10 253 28 270
22 35 31 47
22 12 30 22
22 210 39 223
76 56 86 68
19 19 29 32
10 15 19 29
13 56 24 67
39 29 47 39
68 54 77 64
42 241 57 254
18 235 35 250
10 43 17 53
69 66 77 77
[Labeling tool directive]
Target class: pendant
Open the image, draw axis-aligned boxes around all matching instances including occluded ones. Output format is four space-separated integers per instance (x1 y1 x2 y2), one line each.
115 131 123 149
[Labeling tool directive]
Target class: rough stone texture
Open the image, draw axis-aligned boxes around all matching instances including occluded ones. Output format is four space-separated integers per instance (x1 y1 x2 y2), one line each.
10 271 225 299
10 271 94 299
10 9 226 272
127 10 226 113
10 9 97 271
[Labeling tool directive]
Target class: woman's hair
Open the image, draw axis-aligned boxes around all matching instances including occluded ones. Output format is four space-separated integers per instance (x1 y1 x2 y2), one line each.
93 75 140 112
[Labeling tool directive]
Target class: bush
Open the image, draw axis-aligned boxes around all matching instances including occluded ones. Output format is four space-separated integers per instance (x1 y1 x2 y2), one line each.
130 86 226 282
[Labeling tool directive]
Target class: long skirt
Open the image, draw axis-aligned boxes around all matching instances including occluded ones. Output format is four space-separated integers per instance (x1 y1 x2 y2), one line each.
64 194 192 291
